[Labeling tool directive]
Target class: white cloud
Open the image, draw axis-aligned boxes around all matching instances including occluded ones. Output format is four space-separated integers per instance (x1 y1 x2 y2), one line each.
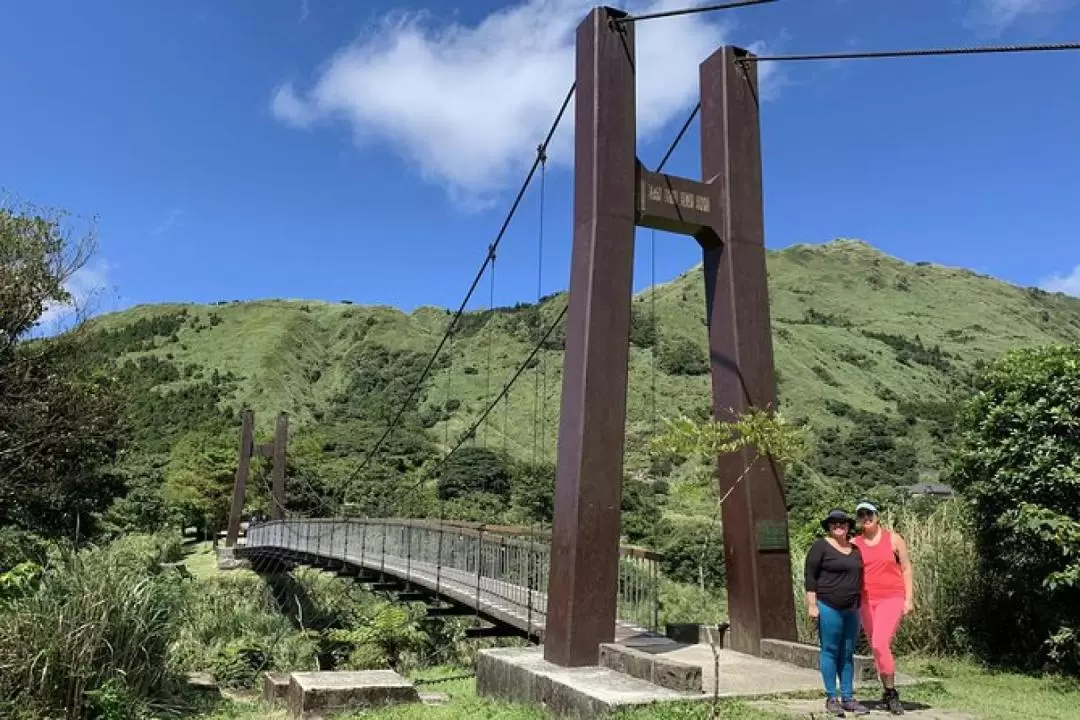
271 0 781 204
966 0 1071 33
1040 264 1080 297
38 260 113 329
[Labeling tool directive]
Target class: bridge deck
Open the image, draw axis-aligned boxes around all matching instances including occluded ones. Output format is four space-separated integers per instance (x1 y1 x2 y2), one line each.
237 519 658 641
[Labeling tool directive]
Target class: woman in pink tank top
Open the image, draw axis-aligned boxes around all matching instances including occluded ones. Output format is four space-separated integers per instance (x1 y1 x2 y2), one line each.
852 501 913 715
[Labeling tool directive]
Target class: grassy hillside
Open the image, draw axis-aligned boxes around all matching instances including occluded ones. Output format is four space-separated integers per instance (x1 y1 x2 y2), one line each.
85 239 1080 512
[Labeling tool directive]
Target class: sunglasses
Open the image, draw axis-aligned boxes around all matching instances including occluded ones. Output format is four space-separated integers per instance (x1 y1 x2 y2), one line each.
856 510 877 518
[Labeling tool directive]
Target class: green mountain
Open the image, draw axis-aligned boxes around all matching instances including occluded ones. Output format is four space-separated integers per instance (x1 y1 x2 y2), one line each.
85 239 1080 521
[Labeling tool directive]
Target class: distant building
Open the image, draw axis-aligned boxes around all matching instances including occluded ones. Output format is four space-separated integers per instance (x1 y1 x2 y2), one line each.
906 482 955 498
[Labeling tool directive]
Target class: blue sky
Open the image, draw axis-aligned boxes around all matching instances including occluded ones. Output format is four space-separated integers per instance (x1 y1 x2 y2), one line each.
2 0 1079 326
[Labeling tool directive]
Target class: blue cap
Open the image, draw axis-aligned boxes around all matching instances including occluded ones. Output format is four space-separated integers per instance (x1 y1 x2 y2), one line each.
855 501 878 514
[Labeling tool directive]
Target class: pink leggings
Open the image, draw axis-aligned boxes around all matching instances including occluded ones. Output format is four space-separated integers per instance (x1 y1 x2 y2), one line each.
860 596 904 675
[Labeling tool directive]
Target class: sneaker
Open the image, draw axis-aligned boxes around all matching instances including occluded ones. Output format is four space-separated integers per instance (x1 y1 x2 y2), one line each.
825 697 846 717
883 688 905 715
841 698 869 715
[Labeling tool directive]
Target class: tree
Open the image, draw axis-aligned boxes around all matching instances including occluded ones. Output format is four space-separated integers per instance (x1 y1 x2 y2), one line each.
0 202 126 538
436 447 513 502
946 343 1080 672
510 461 555 524
656 336 708 376
162 429 237 535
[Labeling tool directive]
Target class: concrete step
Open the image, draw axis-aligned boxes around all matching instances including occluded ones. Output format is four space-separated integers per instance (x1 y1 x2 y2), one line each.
477 647 702 717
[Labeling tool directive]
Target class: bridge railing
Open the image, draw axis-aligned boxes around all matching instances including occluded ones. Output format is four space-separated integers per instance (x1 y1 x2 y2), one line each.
245 518 662 634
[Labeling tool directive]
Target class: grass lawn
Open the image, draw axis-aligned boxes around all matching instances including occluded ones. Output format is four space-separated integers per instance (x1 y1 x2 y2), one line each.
185 657 1078 720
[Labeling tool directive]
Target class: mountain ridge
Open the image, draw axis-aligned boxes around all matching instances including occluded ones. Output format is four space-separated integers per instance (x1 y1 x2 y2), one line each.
81 238 1080 506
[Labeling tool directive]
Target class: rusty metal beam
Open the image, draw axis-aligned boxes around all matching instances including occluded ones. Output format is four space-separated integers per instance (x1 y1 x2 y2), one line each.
544 5 637 668
226 409 254 548
699 45 797 654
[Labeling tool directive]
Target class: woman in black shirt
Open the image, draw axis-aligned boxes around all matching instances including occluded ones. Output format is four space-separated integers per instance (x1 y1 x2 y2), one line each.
804 508 869 716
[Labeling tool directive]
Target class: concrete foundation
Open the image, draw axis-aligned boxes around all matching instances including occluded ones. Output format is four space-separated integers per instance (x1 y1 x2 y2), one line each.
477 640 920 716
598 641 702 692
286 670 419 718
761 638 879 682
263 671 290 704
477 647 698 717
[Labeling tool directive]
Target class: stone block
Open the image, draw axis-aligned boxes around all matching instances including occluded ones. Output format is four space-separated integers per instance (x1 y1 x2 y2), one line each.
760 638 877 682
598 643 703 693
664 622 729 648
286 670 419 718
263 672 290 704
185 672 217 693
477 647 699 718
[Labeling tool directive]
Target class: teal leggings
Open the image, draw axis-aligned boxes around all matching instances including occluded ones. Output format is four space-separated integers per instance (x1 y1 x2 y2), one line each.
817 600 860 699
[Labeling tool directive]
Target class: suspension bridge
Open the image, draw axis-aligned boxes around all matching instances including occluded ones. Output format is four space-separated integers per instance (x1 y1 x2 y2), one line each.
216 1 1080 710
236 518 663 642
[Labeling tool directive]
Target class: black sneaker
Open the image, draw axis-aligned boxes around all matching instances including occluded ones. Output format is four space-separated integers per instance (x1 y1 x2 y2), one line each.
842 698 869 715
883 688 905 715
825 697 846 716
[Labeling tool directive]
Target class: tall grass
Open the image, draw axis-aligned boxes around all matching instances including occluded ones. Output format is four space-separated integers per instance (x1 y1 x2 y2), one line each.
789 499 979 657
0 533 187 719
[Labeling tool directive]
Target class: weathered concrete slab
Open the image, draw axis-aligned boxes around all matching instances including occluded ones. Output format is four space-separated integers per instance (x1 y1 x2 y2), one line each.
752 697 977 719
263 671 290 704
419 691 449 706
761 638 878 683
599 642 703 692
286 670 419 718
477 647 700 717
481 638 919 711
185 672 217 693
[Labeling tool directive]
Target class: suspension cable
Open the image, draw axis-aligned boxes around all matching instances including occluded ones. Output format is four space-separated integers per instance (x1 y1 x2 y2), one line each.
484 246 496 447
656 103 699 174
536 146 549 464
650 229 657 439
401 303 569 498
531 145 547 468
338 81 576 487
429 305 568 484
617 0 780 24
744 41 1080 63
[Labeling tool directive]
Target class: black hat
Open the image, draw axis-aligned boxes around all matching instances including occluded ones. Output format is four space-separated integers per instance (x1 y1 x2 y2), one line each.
820 508 854 531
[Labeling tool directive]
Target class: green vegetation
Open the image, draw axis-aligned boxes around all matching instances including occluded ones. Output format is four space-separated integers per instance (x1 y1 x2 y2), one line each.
4 195 1080 719
945 344 1080 673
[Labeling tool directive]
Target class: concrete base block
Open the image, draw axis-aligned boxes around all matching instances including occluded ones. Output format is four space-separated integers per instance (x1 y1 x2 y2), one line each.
216 547 249 571
263 672 290 704
477 647 701 718
286 670 419 718
599 643 702 693
760 639 878 682
664 623 729 647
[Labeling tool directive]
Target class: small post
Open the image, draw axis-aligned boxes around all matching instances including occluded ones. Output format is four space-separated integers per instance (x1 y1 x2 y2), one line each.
226 409 254 548
698 46 798 653
544 4 637 669
271 412 288 520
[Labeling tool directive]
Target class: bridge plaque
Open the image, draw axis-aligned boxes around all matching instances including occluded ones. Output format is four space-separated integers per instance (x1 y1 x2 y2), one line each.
635 162 721 236
756 520 789 552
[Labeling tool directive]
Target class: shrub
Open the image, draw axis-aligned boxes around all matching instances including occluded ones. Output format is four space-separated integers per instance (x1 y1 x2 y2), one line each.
657 337 708 376
945 343 1080 672
0 534 187 718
